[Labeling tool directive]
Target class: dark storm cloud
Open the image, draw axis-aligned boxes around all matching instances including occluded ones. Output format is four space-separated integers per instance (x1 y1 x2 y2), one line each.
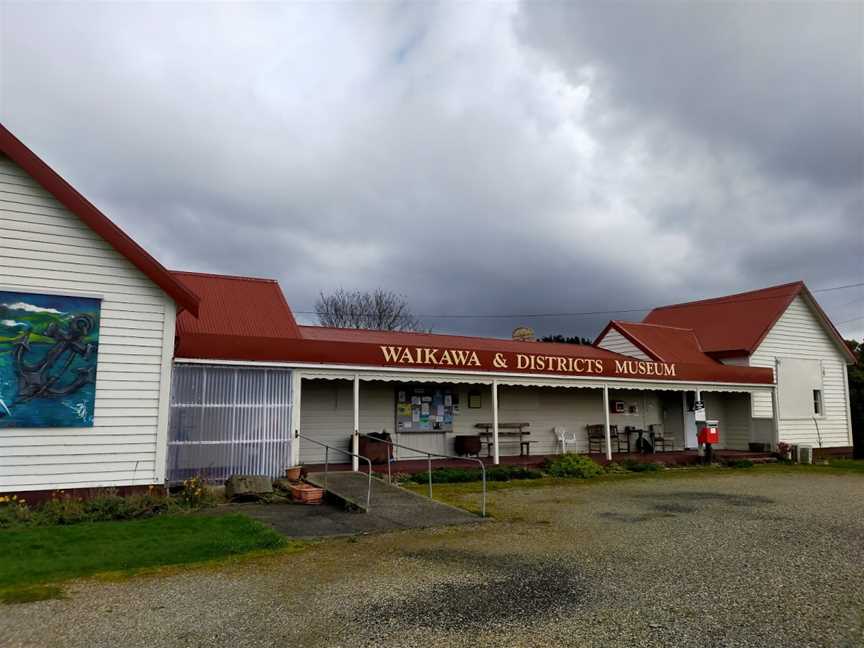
1 2 862 339
517 2 864 189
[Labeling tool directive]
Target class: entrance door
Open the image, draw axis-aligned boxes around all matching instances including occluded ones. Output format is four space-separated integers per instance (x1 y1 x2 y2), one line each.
683 392 698 449
684 411 698 449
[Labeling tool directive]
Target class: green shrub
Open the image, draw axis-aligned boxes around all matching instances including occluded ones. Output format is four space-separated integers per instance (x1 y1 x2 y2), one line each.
545 453 604 479
407 465 542 484
1 482 213 529
728 459 754 469
486 466 543 481
81 489 129 520
36 494 88 525
603 461 628 474
176 476 216 508
0 495 32 528
408 468 478 484
622 460 663 473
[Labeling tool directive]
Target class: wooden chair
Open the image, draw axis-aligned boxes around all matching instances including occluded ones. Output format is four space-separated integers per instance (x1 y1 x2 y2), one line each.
649 424 668 452
585 425 617 452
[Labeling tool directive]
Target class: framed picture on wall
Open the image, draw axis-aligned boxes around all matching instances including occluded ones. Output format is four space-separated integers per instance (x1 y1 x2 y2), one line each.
0 290 101 428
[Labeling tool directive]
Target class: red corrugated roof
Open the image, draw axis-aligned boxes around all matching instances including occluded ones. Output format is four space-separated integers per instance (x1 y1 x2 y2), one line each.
642 281 855 363
597 321 715 364
170 273 773 383
643 281 804 357
0 123 199 315
299 325 619 359
173 272 300 352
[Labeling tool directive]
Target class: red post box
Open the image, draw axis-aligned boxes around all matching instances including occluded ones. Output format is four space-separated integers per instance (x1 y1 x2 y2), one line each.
697 422 719 445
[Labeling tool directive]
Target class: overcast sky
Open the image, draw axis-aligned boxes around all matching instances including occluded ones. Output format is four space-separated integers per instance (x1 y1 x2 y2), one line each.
1 2 862 340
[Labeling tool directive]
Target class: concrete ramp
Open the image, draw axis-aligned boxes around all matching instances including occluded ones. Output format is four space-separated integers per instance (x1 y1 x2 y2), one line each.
305 471 479 529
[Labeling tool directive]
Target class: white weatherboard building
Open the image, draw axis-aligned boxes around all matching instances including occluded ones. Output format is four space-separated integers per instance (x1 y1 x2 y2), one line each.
595 284 856 451
0 123 856 496
0 125 198 495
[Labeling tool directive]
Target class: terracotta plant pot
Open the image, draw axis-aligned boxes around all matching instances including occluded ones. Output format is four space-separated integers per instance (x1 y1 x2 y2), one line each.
289 483 324 505
285 466 302 482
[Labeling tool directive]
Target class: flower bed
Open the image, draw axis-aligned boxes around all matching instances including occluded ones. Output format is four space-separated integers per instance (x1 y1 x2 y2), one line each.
0 477 218 529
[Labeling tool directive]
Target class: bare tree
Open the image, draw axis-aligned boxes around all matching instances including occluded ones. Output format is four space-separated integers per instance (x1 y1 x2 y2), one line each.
315 289 425 331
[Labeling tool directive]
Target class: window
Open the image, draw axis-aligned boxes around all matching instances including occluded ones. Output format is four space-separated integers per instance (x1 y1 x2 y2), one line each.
813 389 823 416
777 358 824 419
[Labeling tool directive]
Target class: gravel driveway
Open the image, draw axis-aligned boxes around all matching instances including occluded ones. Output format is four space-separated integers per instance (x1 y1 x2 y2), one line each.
2 469 863 647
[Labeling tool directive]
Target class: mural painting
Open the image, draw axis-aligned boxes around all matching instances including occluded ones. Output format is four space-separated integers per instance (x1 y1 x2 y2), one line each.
0 290 101 428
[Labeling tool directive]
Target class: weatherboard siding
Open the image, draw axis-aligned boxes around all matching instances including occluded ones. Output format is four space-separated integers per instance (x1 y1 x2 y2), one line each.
702 392 752 450
298 379 394 463
596 329 651 361
749 295 851 447
0 154 176 492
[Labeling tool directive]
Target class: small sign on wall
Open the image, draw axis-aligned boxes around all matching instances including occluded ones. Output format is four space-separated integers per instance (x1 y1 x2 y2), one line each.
694 400 706 421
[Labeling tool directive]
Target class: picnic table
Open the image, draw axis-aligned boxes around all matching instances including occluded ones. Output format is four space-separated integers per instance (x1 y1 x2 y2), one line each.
474 422 533 456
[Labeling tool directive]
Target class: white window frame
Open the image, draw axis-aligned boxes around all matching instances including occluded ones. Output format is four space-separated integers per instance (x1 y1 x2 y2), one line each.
812 388 823 417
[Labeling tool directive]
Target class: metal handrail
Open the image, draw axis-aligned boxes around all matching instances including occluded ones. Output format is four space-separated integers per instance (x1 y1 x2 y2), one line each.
294 430 374 511
359 433 486 517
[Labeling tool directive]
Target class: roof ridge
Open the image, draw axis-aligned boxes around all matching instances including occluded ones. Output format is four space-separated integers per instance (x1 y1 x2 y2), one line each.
608 320 714 362
171 270 279 284
651 281 804 312
298 324 601 351
614 320 696 333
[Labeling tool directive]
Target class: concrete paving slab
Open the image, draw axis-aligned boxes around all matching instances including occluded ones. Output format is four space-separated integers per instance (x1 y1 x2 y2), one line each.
306 471 479 529
212 501 406 538
212 473 480 539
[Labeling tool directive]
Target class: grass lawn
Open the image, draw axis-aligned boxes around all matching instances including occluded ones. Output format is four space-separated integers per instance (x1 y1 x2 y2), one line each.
0 513 296 604
405 460 864 515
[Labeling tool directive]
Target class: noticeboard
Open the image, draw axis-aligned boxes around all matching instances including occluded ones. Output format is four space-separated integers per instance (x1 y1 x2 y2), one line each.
395 385 458 433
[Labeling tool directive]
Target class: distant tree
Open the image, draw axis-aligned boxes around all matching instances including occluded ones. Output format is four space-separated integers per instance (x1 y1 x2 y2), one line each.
540 334 593 345
845 339 863 459
315 288 425 332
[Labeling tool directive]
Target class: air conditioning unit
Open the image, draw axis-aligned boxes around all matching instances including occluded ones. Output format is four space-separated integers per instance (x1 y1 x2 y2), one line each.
796 445 813 464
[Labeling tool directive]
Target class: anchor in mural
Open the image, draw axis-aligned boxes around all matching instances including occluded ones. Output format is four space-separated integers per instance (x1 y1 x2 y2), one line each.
0 290 101 428
12 314 98 402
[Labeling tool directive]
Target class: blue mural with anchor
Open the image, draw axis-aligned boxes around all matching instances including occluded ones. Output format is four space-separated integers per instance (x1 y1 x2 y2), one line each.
0 290 100 428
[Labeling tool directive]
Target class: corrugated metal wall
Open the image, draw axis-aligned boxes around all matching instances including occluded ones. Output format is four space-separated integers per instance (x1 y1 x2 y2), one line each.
167 365 293 483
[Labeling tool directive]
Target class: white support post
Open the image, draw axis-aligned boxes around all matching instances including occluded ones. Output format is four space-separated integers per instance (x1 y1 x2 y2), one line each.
603 385 612 462
695 387 705 456
492 380 500 465
770 387 781 450
352 374 360 472
290 371 302 467
681 392 688 450
842 364 854 446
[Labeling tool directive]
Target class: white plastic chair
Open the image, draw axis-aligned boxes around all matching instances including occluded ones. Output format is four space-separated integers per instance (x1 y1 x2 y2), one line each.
555 427 577 454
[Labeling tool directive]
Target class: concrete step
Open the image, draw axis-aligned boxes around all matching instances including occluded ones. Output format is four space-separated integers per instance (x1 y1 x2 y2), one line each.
305 471 480 529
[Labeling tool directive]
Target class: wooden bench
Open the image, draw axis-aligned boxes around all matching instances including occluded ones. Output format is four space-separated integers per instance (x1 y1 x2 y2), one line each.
475 423 532 456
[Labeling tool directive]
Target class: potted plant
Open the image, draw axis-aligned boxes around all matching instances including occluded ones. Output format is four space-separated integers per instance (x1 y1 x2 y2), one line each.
776 442 792 462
